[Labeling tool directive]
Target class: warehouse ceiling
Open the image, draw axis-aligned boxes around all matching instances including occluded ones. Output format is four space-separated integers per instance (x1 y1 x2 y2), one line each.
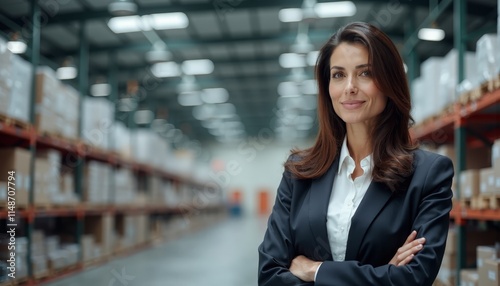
0 0 497 145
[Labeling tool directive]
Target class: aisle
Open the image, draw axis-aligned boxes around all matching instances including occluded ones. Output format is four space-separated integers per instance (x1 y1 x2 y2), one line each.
43 216 268 286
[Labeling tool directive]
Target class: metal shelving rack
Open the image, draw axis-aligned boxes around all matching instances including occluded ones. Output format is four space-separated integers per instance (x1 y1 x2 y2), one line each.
0 2 225 285
408 1 500 283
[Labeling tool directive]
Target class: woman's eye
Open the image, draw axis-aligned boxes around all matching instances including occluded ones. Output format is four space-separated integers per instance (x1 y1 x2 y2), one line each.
331 72 343 79
360 70 371 77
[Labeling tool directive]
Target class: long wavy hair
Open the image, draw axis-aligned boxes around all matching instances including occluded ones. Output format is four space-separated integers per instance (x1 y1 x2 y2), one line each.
285 22 417 191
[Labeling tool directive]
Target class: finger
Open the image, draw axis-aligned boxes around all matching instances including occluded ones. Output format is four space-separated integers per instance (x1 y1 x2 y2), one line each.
397 243 423 262
401 237 426 253
398 254 414 266
403 230 417 245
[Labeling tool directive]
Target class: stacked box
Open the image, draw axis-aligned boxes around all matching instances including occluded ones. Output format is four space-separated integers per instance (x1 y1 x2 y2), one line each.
35 67 60 135
482 259 500 286
54 171 79 205
57 85 79 139
82 97 114 150
480 168 499 195
34 157 56 205
418 57 442 121
493 140 500 194
437 49 476 111
111 121 131 158
0 148 31 207
61 244 79 266
84 161 111 204
477 246 498 285
7 55 32 122
81 235 95 262
460 170 480 199
35 67 79 139
460 269 478 286
113 168 137 205
0 37 13 115
476 34 499 84
84 214 114 257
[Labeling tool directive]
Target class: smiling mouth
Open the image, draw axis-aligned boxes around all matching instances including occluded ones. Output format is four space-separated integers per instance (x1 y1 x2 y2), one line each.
341 101 365 110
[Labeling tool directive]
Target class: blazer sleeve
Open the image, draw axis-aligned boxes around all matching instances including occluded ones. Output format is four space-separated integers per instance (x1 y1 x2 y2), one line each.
258 170 313 286
315 155 454 286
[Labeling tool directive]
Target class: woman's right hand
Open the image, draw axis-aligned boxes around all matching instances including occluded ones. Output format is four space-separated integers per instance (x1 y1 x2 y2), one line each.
388 230 426 266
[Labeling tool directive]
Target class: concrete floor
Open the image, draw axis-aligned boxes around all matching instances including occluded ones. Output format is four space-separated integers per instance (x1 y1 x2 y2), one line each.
43 216 268 286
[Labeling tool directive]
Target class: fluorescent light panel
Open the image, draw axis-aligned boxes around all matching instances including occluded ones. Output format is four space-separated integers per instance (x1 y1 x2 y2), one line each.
107 12 188 34
202 88 229 104
7 40 27 54
56 66 77 80
314 2 357 18
150 61 181 78
90 83 111 97
418 28 445 41
279 8 303 22
182 59 214 75
279 2 356 22
279 53 306 68
178 91 203 106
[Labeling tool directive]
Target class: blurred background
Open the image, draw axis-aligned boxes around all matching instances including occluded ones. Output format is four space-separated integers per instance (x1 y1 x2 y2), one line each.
0 0 498 285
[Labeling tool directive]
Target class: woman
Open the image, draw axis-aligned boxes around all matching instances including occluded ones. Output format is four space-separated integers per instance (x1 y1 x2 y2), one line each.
258 22 453 286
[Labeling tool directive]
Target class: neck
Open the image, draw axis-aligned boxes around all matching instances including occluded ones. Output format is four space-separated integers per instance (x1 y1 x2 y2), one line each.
345 123 372 163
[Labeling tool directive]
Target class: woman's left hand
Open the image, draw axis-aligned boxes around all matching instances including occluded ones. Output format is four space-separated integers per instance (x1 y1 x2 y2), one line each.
289 255 322 282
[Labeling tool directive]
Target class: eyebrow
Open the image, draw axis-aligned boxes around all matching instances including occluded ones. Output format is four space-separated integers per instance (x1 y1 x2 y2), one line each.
330 64 371 70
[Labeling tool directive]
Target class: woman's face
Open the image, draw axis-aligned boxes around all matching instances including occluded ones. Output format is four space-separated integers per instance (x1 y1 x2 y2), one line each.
328 42 387 127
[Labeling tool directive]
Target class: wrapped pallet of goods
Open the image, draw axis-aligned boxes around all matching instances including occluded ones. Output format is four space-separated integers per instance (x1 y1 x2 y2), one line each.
8 55 32 123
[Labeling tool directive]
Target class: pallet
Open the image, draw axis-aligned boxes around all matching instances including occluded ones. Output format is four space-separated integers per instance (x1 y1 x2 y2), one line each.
0 276 28 286
33 270 50 280
0 114 30 131
475 194 500 210
39 131 80 145
459 75 500 105
459 197 473 209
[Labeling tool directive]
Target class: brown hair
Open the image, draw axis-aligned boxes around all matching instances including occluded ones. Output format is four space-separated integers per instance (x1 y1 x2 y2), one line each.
285 22 417 191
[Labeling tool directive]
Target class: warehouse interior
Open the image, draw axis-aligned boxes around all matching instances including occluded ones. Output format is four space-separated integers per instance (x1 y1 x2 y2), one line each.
0 0 499 285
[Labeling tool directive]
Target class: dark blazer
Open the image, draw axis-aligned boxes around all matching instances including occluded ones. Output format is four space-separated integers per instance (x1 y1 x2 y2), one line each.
258 149 454 286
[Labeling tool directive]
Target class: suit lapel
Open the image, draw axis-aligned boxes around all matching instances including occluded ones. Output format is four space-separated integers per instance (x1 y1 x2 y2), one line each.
308 158 339 261
345 180 393 260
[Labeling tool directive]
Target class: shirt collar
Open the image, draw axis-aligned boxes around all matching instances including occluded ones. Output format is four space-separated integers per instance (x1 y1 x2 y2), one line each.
337 136 373 174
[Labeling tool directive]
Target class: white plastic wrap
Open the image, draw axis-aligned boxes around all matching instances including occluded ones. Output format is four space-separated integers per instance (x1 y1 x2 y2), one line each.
476 34 499 83
411 77 426 124
82 97 114 149
437 49 476 112
8 55 32 122
111 121 131 158
419 57 442 119
0 37 13 115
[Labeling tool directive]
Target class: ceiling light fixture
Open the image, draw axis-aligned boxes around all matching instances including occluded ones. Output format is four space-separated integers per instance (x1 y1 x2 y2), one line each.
7 32 27 54
147 12 189 30
279 1 356 22
314 1 357 18
108 0 138 16
279 53 306 69
201 88 229 104
90 83 111 97
178 91 203 106
107 12 189 34
150 61 181 78
182 59 214 75
145 41 172 63
418 28 445 41
56 57 78 80
134 110 154 125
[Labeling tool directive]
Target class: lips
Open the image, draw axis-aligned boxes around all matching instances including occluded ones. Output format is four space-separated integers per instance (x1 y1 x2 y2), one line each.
341 100 365 110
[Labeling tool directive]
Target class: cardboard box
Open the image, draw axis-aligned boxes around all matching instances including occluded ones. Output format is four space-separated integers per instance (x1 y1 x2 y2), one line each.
460 269 478 286
84 214 113 256
480 168 498 195
481 259 500 286
34 158 55 205
493 139 500 171
436 145 492 170
0 148 31 207
460 170 480 198
477 246 498 285
81 235 95 262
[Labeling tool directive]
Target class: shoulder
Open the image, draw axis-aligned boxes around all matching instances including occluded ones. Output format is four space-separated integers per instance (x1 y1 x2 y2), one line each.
413 149 454 170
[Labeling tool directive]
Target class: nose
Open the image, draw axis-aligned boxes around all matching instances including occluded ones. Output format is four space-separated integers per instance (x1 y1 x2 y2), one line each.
345 76 358 95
